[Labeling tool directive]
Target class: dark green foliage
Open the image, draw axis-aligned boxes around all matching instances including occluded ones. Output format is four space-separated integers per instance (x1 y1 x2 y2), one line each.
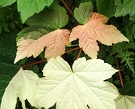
112 42 135 73
120 80 135 96
0 31 20 103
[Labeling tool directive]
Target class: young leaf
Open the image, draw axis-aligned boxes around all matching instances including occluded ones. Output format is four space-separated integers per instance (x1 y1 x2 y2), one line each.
0 68 39 109
115 95 135 109
17 28 49 44
0 0 16 7
14 29 70 63
17 0 54 23
115 0 135 17
70 12 129 58
36 57 118 109
74 2 93 24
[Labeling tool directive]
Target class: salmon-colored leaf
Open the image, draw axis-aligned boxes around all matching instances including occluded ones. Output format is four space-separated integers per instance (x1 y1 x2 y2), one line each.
44 29 70 59
70 13 129 59
70 24 99 58
89 12 109 24
14 29 70 63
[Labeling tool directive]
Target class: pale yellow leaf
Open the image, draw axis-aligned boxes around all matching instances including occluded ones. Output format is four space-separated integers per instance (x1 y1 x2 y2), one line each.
115 94 135 109
36 57 119 109
0 68 39 109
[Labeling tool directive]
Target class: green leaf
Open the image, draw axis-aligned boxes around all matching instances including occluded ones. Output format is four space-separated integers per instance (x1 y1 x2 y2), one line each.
26 3 69 30
120 80 135 96
0 31 17 61
0 0 16 7
16 28 49 43
115 0 135 17
96 0 116 18
0 63 20 103
74 2 93 24
17 0 54 23
130 14 135 20
0 31 20 103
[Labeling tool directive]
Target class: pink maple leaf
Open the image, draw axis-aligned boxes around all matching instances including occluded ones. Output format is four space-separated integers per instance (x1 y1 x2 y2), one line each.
14 29 70 63
44 29 70 59
70 12 129 59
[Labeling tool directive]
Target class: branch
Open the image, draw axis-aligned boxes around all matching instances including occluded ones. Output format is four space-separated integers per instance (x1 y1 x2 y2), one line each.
61 0 74 17
65 47 80 54
22 59 46 69
115 57 124 86
77 48 82 59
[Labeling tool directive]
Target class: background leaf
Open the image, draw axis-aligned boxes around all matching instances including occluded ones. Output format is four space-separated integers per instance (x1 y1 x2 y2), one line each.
17 0 54 23
0 0 16 7
16 28 49 43
96 0 116 18
120 80 135 96
115 95 135 109
74 2 93 24
0 31 20 103
115 0 135 18
0 68 39 109
26 3 69 30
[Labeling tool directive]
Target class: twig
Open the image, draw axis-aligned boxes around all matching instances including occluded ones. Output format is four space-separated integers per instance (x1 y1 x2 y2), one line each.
22 47 80 68
22 59 46 69
115 57 124 86
65 47 80 53
77 48 82 59
61 0 74 17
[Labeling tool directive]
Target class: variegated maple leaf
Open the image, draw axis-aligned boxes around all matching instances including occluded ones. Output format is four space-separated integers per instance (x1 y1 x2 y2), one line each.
14 29 70 63
70 12 129 59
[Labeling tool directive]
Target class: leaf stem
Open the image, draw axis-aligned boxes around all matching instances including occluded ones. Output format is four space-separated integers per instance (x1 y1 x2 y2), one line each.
65 47 80 54
115 57 124 86
77 48 82 59
61 0 74 17
22 47 80 68
22 59 46 69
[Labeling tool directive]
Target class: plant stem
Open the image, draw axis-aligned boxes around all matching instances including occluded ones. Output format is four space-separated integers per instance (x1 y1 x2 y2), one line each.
77 48 82 59
65 47 80 53
115 57 124 86
61 0 74 17
22 47 80 68
22 59 46 69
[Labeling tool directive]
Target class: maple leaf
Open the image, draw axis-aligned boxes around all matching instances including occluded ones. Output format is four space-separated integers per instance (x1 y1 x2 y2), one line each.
0 68 39 109
70 12 129 58
36 57 118 109
14 29 70 63
44 29 69 59
89 12 109 24
115 94 135 109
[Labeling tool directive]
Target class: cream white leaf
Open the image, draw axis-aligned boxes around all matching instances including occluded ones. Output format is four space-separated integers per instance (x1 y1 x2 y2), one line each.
115 94 135 109
0 68 39 109
36 57 119 109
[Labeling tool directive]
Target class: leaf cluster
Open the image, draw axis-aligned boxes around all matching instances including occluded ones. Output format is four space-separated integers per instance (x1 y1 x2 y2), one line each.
0 0 135 109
